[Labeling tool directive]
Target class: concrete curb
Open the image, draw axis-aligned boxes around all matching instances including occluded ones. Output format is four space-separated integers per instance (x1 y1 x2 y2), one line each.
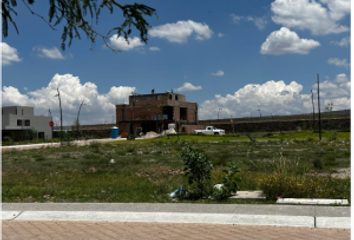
316 217 351 229
276 198 349 205
2 211 350 229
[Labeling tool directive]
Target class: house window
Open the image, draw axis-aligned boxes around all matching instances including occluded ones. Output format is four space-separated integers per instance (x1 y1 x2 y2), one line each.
25 120 30 126
169 95 172 100
15 108 17 115
180 107 187 120
17 120 22 126
175 95 179 101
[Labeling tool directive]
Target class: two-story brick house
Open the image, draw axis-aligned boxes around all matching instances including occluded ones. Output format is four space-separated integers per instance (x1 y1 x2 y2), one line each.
116 92 199 134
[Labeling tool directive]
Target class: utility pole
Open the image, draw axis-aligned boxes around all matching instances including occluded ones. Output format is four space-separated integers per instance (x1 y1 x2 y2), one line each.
55 88 63 145
49 109 53 145
218 108 222 119
76 100 85 140
317 74 322 140
311 90 315 130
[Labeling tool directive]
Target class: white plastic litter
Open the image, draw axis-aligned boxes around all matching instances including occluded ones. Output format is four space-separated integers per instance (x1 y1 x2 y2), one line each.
169 187 188 198
213 184 224 191
161 128 177 137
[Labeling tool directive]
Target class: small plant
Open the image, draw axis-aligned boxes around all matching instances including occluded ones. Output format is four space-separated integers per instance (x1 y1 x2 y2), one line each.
212 151 232 166
324 154 336 166
88 141 102 153
262 133 273 138
246 133 257 146
126 147 135 153
328 131 337 141
3 136 13 145
213 164 241 201
244 148 305 175
181 143 213 198
33 153 46 162
59 131 75 146
313 158 323 170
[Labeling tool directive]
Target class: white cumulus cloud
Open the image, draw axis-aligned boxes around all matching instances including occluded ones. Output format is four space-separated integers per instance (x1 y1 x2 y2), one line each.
247 16 267 30
33 46 65 59
199 74 350 120
331 36 350 47
149 20 213 43
211 70 224 76
260 27 320 55
271 0 350 35
314 73 351 101
217 33 225 37
174 82 202 92
149 46 160 51
108 35 144 51
327 58 350 68
2 74 136 125
230 14 267 30
1 42 21 65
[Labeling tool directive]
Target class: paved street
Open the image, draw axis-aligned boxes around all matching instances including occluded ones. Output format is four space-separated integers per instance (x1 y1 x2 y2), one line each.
2 221 351 240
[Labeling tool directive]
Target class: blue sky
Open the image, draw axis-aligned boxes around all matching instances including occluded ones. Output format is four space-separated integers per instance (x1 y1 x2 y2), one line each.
2 0 351 125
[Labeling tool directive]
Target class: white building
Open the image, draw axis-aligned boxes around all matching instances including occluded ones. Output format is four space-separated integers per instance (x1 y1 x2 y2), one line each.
2 106 52 139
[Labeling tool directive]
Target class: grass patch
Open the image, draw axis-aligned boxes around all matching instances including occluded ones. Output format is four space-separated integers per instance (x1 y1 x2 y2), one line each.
2 132 350 204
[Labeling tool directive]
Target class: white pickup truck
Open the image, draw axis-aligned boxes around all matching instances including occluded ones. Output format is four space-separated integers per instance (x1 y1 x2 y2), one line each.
194 126 225 135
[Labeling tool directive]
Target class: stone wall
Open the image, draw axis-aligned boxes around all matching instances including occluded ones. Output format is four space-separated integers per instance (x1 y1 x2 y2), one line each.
57 118 350 139
200 118 350 133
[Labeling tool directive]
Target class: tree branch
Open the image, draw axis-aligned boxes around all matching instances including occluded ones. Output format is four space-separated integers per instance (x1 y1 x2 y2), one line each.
21 0 56 31
3 0 157 53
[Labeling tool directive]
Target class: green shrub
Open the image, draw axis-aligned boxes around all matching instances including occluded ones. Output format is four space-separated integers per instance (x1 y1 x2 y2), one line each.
313 158 323 170
258 174 350 201
181 143 213 198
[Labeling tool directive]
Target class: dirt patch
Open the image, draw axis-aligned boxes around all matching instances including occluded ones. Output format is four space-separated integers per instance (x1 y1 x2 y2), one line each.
331 168 351 179
136 165 185 178
309 167 351 179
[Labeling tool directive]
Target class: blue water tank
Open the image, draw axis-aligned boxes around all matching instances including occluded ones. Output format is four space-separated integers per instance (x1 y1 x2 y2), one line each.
111 127 119 139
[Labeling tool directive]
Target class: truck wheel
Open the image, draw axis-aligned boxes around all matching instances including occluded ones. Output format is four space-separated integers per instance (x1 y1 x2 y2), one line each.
214 132 219 135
